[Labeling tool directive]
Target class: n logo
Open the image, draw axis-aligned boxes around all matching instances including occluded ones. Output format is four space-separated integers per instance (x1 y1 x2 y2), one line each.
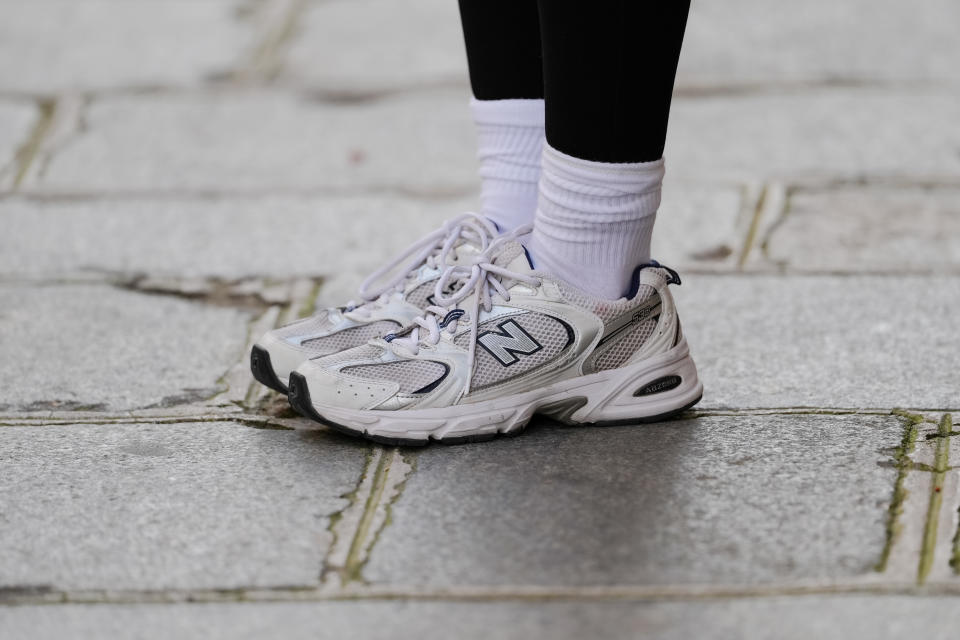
477 319 543 366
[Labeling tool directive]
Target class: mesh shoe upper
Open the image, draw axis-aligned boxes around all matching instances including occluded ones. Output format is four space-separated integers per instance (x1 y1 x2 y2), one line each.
297 237 684 412
253 214 501 386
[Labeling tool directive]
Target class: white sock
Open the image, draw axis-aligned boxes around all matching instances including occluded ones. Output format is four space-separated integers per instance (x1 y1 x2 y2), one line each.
470 98 545 232
529 143 665 300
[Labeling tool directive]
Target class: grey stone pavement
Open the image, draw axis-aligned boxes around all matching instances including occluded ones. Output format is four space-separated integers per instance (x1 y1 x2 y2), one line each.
1 1 959 638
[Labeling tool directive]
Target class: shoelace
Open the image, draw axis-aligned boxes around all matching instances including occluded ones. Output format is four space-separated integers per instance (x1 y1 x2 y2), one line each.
344 213 500 321
390 224 538 393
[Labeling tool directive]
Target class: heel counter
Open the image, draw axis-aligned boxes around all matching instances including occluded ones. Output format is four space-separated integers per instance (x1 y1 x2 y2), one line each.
581 271 680 374
626 270 681 361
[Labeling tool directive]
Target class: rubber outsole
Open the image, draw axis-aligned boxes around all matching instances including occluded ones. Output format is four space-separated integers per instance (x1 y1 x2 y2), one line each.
250 345 288 394
286 371 701 447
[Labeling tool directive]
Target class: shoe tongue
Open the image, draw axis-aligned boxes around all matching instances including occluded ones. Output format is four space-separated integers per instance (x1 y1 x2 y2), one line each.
454 241 481 263
492 240 534 274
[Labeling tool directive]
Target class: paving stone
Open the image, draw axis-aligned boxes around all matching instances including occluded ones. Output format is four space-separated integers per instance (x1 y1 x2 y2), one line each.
284 0 468 94
286 0 960 95
679 0 960 89
675 275 960 410
653 181 745 269
0 1 251 94
665 89 960 183
283 0 960 93
35 89 476 194
4 596 960 640
0 194 466 305
0 284 251 412
0 100 36 183
35 89 960 194
762 186 960 273
0 183 741 300
0 422 366 590
365 414 899 587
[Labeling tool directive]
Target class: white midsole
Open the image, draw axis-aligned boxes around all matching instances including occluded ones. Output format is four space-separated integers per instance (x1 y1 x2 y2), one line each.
305 339 702 441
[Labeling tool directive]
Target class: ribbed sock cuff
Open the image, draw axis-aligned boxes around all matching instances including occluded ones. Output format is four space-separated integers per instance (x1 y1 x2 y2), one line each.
471 98 545 232
530 142 665 299
470 97 545 127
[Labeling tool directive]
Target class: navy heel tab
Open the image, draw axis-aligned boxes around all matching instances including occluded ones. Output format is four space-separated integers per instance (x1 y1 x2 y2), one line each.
627 261 682 296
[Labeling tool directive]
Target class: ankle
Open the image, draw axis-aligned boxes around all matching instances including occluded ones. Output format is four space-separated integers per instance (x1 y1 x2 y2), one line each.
471 98 545 232
529 143 664 300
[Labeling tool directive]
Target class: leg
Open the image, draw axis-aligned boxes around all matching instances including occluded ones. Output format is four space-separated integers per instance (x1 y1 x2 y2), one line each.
458 0 543 101
530 0 691 299
458 0 545 232
539 0 690 163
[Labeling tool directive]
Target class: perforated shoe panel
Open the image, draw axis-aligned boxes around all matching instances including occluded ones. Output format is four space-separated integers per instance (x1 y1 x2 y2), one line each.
342 360 448 394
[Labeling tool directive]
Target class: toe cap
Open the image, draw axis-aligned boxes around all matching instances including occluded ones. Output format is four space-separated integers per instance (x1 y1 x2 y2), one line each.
295 359 400 411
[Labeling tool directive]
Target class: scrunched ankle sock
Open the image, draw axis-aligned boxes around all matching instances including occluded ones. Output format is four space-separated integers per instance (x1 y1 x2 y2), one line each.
529 143 665 300
471 97 545 232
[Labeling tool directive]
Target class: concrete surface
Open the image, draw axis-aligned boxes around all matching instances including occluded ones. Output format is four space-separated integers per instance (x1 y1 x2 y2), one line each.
1 0 958 637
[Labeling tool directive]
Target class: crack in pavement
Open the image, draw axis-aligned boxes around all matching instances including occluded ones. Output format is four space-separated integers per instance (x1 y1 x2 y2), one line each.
877 410 958 584
8 580 960 608
320 448 414 589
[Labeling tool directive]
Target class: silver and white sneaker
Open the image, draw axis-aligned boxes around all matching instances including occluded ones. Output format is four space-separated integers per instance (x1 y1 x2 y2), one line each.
287 232 703 445
250 214 500 393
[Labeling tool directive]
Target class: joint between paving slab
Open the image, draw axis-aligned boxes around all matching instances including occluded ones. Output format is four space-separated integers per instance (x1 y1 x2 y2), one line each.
344 449 414 585
0 412 305 433
230 0 308 84
239 278 319 411
757 185 795 268
10 580 960 608
299 279 322 318
951 503 960 574
736 182 778 269
4 406 957 427
875 409 921 572
321 447 375 584
917 414 953 583
738 182 789 270
342 448 392 584
734 182 764 268
7 98 55 190
2 182 481 202
241 307 281 409
356 450 417 580
320 447 415 588
672 76 956 99
111 274 285 312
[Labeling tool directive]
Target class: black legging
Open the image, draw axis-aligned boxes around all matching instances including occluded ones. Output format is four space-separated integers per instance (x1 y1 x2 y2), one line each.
458 0 691 164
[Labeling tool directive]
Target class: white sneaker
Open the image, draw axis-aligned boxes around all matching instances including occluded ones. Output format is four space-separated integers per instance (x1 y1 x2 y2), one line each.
287 233 703 445
250 214 500 393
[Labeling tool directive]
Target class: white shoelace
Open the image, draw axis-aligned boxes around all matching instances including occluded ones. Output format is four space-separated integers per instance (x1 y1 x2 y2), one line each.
344 213 500 321
390 224 538 393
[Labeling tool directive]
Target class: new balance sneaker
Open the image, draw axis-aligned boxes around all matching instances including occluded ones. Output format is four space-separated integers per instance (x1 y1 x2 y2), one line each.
286 234 703 445
249 214 500 393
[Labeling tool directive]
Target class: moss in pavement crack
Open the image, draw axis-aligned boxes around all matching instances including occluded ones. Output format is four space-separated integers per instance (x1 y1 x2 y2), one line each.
10 99 56 189
348 450 418 584
342 449 391 584
875 409 921 572
322 447 376 583
918 413 952 584
299 278 323 318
